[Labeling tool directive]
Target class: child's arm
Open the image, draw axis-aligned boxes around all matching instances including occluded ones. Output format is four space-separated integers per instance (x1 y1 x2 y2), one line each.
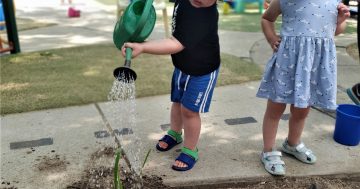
121 37 184 58
261 0 281 52
335 3 350 35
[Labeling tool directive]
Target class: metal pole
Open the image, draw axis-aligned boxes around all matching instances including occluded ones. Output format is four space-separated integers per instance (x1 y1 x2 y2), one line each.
2 0 20 54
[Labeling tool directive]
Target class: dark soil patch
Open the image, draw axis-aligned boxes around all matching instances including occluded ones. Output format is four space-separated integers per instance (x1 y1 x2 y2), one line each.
121 171 170 189
66 166 114 189
66 166 169 189
90 146 115 159
35 154 69 172
66 146 170 189
66 147 116 188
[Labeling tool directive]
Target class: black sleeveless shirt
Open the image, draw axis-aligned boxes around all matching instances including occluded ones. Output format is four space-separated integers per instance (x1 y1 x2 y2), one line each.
171 0 220 76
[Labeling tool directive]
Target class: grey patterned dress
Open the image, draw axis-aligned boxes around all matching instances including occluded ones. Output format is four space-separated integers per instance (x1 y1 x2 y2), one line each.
256 0 341 110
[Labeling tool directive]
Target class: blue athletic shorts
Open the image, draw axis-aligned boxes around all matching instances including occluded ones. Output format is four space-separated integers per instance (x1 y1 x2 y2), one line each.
171 68 219 113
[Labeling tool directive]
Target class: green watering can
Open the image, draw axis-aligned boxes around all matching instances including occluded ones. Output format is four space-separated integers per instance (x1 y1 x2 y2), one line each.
113 0 156 82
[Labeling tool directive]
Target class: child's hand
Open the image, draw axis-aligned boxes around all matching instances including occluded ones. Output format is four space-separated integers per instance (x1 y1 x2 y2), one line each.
121 42 144 58
337 3 350 25
269 36 281 52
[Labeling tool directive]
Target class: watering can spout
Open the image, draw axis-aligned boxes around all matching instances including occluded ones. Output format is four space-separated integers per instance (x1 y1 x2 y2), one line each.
113 67 137 82
114 48 137 82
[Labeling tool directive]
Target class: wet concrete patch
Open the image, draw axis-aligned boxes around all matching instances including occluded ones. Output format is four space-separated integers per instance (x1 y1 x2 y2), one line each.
94 130 111 138
115 128 133 136
94 128 133 138
9 138 53 150
224 117 257 125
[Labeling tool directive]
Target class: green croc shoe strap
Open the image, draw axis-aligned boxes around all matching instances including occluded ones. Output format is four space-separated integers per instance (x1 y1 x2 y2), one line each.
181 147 199 161
167 130 182 143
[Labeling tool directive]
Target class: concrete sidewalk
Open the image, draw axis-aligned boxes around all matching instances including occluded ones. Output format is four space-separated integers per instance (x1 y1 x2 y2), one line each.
1 0 360 188
1 82 360 188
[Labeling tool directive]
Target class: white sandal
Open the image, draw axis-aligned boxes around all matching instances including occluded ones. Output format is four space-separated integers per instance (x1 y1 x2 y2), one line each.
261 151 286 176
281 139 316 164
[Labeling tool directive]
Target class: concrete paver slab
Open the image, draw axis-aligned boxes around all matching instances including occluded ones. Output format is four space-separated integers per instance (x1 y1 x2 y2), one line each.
1 105 116 189
335 33 358 47
219 31 264 58
98 82 360 187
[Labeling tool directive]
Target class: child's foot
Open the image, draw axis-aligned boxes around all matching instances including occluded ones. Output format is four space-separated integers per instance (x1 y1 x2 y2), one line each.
156 130 182 151
172 147 198 171
261 151 286 176
347 83 360 105
281 138 316 164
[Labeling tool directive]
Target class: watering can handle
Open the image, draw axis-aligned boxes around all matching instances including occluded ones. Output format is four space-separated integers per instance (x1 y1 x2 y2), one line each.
125 48 132 65
131 0 154 41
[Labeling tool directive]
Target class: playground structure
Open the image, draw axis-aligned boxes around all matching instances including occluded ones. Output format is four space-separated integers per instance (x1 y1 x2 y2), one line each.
223 0 265 15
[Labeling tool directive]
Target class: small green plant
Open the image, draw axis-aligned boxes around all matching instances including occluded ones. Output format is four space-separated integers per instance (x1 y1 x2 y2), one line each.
114 149 152 189
141 149 152 172
114 150 124 189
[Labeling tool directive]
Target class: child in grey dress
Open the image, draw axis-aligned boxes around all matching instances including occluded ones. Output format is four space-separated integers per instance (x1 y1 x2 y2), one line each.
256 0 350 175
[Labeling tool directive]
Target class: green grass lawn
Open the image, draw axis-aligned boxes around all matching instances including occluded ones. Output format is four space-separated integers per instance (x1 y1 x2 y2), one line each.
0 44 262 115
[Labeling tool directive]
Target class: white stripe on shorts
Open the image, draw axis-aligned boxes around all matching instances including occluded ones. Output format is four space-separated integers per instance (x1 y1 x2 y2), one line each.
199 70 216 112
177 71 182 90
184 75 190 91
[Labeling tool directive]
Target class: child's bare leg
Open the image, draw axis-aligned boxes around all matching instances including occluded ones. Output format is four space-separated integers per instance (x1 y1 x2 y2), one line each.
282 105 316 164
174 105 201 168
287 105 310 146
158 102 183 149
263 100 286 152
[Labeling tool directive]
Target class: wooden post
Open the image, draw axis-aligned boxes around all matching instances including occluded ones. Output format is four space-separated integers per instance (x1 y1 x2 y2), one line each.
2 0 20 54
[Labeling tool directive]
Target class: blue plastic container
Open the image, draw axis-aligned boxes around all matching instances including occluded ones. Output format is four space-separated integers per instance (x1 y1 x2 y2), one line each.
333 104 360 146
0 1 5 31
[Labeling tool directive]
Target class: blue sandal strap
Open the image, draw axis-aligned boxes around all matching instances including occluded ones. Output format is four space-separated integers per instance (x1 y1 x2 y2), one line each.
172 152 197 171
181 147 199 161
156 135 181 151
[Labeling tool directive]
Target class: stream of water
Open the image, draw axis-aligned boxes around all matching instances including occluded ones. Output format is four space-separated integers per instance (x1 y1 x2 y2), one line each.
108 77 143 188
